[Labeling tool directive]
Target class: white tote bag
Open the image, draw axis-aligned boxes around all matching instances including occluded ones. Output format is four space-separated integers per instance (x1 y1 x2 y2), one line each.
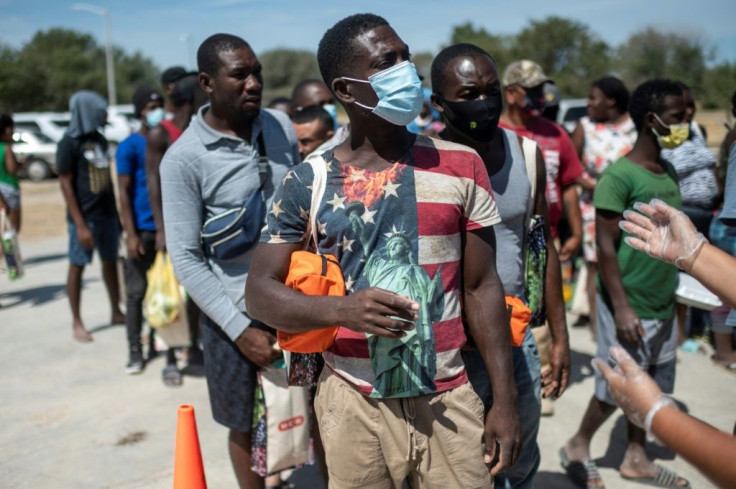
256 367 311 475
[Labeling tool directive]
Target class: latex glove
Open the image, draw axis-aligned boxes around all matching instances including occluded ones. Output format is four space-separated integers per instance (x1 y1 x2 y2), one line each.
619 199 706 270
591 346 662 428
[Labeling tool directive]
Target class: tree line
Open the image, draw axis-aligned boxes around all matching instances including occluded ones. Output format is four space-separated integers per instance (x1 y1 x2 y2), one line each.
1 16 734 113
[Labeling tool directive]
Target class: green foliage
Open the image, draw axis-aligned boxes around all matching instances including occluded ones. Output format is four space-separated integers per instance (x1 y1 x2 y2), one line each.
448 22 514 71
616 27 710 95
259 48 321 101
513 17 611 98
0 28 158 112
702 61 736 109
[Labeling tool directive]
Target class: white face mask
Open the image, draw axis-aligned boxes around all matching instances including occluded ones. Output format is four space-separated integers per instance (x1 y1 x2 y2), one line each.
341 61 424 126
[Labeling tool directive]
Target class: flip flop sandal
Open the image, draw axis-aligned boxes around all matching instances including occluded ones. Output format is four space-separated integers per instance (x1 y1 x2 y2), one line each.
162 364 182 388
622 464 690 488
559 447 604 488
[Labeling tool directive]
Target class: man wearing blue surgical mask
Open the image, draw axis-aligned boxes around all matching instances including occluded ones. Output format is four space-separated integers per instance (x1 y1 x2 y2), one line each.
246 13 519 488
292 78 350 157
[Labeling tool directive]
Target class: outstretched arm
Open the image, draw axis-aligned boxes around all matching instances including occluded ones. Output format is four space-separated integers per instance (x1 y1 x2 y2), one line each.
594 346 736 489
462 225 520 476
621 199 736 307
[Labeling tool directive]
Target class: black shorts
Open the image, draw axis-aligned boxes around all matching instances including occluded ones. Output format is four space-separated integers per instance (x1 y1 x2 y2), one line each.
202 315 273 433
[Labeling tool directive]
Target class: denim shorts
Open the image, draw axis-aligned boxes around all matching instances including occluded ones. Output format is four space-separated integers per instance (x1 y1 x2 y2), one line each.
67 218 119 266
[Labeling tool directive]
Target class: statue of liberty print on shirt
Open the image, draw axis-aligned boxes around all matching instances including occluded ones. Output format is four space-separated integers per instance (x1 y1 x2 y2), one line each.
347 200 444 397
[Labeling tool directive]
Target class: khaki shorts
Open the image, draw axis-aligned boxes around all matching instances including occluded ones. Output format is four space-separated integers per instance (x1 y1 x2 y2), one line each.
315 368 492 489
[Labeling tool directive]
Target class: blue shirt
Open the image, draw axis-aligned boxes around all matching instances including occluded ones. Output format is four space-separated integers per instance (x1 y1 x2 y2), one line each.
116 132 155 231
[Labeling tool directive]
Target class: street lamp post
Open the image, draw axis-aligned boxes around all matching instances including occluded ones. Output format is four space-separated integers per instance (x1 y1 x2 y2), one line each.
71 3 117 106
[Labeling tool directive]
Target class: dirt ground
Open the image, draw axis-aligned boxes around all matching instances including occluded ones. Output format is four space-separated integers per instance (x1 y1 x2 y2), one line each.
18 180 67 240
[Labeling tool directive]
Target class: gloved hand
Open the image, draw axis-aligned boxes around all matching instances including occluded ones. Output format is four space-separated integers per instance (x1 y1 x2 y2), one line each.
619 199 707 270
592 346 662 428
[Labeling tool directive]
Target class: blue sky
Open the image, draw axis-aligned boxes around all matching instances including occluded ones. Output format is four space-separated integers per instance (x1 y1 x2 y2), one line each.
2 0 735 70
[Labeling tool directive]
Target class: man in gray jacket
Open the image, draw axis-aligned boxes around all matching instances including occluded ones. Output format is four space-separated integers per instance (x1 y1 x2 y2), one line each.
160 33 299 488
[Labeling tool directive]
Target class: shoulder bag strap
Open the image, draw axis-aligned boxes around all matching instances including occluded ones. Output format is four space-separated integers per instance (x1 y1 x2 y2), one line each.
256 131 269 188
306 155 327 252
521 136 538 219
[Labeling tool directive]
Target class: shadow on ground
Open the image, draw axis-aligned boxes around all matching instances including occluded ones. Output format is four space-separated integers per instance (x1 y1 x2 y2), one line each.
568 348 596 386
23 252 67 267
0 277 98 309
0 283 67 309
535 471 580 488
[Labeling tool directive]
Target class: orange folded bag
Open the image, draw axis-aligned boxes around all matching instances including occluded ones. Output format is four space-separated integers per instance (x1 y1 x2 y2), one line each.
506 295 531 347
276 155 344 353
277 251 343 353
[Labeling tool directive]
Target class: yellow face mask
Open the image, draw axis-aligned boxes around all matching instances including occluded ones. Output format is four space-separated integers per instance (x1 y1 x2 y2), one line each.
653 114 689 149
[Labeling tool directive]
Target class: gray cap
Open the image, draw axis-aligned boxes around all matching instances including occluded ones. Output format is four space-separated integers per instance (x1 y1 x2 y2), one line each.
502 60 551 88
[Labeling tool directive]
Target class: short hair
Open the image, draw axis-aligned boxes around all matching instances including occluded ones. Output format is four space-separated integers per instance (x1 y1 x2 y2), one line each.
169 75 199 107
431 43 495 96
292 79 327 102
317 13 389 91
0 113 13 134
592 76 630 114
731 90 736 114
268 96 292 108
197 33 250 75
628 79 683 133
293 105 334 130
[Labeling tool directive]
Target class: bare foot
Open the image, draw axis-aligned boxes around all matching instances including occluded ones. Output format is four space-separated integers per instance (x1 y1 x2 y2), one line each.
73 322 93 343
620 449 689 487
111 311 126 325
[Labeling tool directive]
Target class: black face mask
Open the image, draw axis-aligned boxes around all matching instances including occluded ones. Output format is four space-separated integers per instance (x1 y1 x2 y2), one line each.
441 95 502 142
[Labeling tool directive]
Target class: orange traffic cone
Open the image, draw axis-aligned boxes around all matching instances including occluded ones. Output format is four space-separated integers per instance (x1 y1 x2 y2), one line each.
173 405 207 489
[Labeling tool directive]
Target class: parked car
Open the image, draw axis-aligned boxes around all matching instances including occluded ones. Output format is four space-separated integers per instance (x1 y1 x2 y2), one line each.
13 105 136 144
556 98 587 134
12 130 58 181
13 112 70 143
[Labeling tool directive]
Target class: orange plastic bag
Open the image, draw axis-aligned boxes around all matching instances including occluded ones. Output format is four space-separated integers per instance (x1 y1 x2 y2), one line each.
276 251 344 353
506 295 531 347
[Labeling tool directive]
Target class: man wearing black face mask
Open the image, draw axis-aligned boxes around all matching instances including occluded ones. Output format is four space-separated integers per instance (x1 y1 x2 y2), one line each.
432 43 571 489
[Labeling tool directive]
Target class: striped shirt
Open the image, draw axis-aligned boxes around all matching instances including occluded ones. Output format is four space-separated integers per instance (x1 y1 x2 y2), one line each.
261 135 500 398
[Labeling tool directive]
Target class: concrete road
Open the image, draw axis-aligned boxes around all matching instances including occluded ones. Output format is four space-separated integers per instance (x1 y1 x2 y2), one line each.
1 235 732 488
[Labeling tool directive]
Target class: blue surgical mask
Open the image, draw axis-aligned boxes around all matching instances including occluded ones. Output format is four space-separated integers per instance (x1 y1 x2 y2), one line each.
146 107 165 127
322 103 339 130
342 61 424 126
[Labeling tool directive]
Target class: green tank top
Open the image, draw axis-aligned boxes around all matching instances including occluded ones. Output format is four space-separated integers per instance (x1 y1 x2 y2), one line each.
0 143 19 188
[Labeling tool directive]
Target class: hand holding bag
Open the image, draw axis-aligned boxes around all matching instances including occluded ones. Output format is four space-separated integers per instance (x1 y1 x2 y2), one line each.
201 132 270 260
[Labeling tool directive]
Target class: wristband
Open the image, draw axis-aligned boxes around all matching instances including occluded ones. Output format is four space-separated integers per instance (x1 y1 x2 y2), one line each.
644 396 677 442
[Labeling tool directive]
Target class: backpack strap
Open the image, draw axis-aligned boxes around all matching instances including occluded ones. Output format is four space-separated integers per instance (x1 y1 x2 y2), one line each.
521 136 538 218
305 155 328 253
